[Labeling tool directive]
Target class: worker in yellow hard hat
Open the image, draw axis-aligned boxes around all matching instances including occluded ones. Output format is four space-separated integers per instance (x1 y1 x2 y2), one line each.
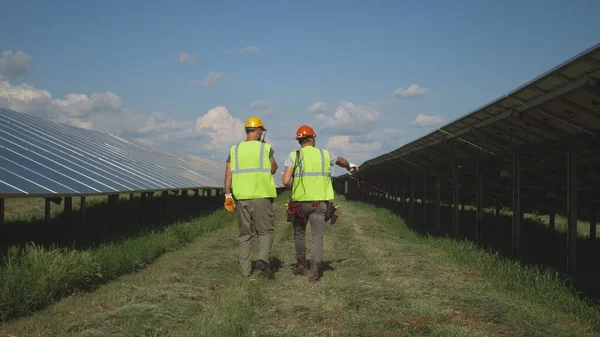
224 116 279 279
282 125 358 283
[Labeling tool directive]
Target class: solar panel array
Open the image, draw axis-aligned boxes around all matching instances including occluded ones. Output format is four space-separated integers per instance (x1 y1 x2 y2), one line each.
0 108 231 198
343 42 600 215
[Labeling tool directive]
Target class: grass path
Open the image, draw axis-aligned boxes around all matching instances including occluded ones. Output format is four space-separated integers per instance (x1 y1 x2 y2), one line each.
1 196 598 336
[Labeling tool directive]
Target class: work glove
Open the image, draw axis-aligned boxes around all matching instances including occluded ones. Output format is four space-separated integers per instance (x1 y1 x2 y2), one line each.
348 163 359 172
224 193 235 212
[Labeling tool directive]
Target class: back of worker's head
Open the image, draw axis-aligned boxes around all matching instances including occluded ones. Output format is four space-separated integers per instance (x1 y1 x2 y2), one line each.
296 125 316 145
244 116 266 137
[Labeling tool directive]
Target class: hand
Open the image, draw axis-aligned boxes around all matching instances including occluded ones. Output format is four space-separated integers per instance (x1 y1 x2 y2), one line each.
348 163 358 172
224 193 235 212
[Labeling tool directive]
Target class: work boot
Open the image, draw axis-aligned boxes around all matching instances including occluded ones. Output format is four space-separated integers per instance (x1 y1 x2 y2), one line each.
255 259 274 279
308 260 320 284
293 256 307 276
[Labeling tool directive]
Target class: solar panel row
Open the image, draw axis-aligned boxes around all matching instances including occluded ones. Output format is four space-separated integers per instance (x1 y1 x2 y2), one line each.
0 108 226 197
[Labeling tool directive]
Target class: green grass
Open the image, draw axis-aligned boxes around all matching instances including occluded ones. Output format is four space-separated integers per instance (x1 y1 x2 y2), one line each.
0 205 233 322
1 193 599 336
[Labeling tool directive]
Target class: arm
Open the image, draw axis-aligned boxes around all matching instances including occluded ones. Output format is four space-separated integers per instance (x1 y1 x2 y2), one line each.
224 162 232 195
270 156 278 175
283 165 294 189
336 156 358 172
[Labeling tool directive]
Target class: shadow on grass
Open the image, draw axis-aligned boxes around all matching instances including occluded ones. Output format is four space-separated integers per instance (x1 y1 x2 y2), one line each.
351 196 600 304
0 193 223 256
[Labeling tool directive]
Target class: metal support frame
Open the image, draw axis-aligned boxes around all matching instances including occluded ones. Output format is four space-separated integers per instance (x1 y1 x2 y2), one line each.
64 197 73 222
140 192 147 226
130 193 134 201
194 189 199 197
423 171 427 223
476 161 483 241
453 162 459 237
388 181 392 208
0 198 4 226
410 175 416 215
162 190 169 218
401 178 406 211
591 212 597 241
512 153 522 257
436 169 441 231
550 212 556 231
395 180 399 210
80 197 86 221
45 198 51 224
567 145 578 274
590 210 597 241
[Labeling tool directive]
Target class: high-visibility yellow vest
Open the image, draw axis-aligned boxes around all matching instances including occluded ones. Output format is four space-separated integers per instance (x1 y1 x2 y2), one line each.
290 146 334 201
230 141 277 200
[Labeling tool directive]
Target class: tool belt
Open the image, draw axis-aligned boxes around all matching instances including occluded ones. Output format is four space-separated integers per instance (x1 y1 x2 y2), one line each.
285 201 339 225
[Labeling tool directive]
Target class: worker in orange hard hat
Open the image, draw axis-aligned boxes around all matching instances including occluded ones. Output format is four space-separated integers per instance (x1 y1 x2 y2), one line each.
224 116 278 279
282 124 358 283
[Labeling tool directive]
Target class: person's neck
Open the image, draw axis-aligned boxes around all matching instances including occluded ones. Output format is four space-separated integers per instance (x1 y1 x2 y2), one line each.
246 135 260 141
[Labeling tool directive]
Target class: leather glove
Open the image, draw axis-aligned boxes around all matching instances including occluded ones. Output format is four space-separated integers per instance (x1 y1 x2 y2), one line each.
224 193 235 212
348 163 359 172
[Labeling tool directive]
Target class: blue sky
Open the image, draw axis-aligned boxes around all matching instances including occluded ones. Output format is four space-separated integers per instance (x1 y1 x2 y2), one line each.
1 0 599 170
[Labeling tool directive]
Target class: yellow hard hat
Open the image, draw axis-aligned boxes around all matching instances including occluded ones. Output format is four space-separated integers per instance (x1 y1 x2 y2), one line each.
244 116 265 130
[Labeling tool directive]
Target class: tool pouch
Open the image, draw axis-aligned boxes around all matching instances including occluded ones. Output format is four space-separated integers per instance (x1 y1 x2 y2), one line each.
286 201 303 223
325 202 339 224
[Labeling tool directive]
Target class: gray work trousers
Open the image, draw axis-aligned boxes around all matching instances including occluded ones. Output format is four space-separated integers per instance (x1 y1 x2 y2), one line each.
236 198 275 276
292 201 327 263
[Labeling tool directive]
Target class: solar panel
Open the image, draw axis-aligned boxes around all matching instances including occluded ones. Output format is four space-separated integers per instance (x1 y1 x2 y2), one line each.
0 107 230 197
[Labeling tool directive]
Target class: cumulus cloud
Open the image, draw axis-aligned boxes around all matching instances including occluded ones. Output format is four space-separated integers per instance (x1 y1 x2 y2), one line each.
0 77 250 160
324 128 402 167
315 101 380 135
195 106 246 150
307 101 329 114
0 50 32 79
192 72 224 88
411 113 445 127
179 52 196 64
392 84 429 99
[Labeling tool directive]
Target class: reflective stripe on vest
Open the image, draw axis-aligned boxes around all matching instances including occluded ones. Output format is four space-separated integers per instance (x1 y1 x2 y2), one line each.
293 148 329 179
230 141 277 200
231 142 271 175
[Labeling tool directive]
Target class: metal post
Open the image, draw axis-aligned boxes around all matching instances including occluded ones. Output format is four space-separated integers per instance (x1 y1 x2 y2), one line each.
80 197 86 221
453 163 459 237
194 189 199 197
591 212 597 241
0 198 4 226
436 168 441 231
567 145 577 274
550 212 556 232
401 178 406 211
162 191 169 218
410 175 416 215
140 192 147 226
45 198 51 225
423 171 427 223
476 161 483 241
512 153 522 258
130 193 134 201
395 179 399 210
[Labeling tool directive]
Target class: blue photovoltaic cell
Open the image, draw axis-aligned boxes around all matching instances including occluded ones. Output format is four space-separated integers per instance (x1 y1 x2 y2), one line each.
0 167 56 195
0 179 27 196
0 107 227 197
0 155 80 195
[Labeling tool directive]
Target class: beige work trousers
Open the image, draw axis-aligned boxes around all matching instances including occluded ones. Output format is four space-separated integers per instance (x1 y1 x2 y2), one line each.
235 198 275 276
292 201 327 263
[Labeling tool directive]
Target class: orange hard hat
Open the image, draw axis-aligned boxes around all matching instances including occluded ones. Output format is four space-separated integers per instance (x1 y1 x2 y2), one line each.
296 125 316 139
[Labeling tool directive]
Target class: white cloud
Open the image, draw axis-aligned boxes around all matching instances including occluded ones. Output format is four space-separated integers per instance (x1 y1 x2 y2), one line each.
226 45 262 54
0 50 32 79
411 113 445 127
179 52 196 64
392 84 429 99
307 101 329 114
195 106 246 151
315 101 380 135
240 45 261 53
192 72 224 88
0 77 252 161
